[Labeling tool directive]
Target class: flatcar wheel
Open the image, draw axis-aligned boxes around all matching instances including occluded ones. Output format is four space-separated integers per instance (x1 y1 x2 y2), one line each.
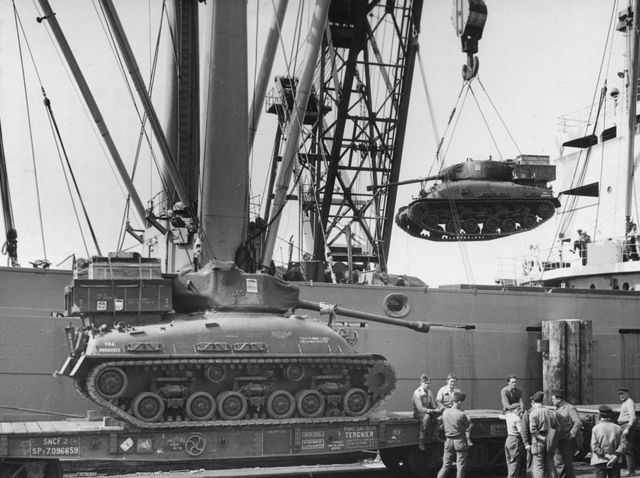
266 390 296 419
379 448 408 473
343 388 370 416
44 460 63 478
185 391 217 421
462 218 480 234
537 202 555 219
296 389 325 418
132 392 165 422
522 213 537 229
483 217 499 233
501 218 516 233
217 391 248 420
95 367 128 399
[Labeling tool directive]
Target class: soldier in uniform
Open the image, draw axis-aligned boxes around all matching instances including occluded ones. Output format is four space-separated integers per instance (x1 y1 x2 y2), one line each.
412 374 441 451
436 392 473 478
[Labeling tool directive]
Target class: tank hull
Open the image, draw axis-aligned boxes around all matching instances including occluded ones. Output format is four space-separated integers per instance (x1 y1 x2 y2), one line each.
397 180 560 241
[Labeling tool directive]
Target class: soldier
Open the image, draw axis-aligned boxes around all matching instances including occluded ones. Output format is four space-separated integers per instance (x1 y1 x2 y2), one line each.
551 390 582 478
617 387 636 477
412 374 441 451
437 373 462 409
529 390 559 478
436 392 473 478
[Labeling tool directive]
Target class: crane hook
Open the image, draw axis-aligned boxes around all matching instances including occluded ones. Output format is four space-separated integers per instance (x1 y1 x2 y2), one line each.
462 54 480 81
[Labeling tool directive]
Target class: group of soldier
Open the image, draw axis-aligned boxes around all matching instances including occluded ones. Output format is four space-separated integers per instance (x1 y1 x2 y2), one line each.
412 373 637 478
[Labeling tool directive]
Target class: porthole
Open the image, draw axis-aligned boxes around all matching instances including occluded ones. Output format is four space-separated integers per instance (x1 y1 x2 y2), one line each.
383 293 411 318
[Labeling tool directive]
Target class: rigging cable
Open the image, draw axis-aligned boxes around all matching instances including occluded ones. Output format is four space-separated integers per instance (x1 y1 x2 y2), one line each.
43 90 100 257
467 82 503 160
13 1 48 263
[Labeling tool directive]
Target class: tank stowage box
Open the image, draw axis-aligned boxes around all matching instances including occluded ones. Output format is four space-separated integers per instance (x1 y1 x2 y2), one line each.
64 279 173 315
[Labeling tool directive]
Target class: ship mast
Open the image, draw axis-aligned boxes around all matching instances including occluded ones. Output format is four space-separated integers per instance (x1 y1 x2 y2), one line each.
200 0 249 263
626 0 640 229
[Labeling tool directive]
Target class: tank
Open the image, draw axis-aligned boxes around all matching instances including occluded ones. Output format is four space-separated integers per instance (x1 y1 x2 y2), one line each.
395 157 560 241
56 256 429 429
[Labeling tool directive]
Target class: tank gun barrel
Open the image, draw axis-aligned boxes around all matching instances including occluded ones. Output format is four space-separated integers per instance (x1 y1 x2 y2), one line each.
367 174 442 192
298 299 473 333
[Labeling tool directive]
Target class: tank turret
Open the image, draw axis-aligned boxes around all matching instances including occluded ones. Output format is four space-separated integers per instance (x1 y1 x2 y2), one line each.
57 256 434 428
395 156 560 241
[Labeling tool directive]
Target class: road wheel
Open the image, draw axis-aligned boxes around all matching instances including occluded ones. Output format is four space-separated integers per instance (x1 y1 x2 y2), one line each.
537 202 555 219
483 217 499 233
266 390 296 419
185 391 216 421
463 218 480 234
522 213 537 229
343 388 370 416
217 391 248 420
296 389 325 418
95 367 128 399
132 392 165 423
501 218 516 233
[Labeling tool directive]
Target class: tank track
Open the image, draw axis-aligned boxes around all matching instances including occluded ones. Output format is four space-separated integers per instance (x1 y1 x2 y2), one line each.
83 355 396 429
396 198 559 242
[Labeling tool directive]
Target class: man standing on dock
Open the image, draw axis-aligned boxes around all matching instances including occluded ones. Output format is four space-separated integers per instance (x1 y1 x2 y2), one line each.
590 405 623 478
412 374 441 451
436 392 473 478
529 390 559 478
504 405 525 478
551 391 582 478
617 387 636 477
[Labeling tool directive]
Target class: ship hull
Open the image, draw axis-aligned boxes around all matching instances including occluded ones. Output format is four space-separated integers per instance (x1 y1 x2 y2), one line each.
1 266 637 419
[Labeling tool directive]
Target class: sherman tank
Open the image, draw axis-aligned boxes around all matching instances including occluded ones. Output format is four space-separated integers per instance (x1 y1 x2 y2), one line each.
395 156 560 241
57 255 430 429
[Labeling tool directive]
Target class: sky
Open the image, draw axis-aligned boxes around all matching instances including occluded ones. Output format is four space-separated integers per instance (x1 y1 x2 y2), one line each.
0 0 620 285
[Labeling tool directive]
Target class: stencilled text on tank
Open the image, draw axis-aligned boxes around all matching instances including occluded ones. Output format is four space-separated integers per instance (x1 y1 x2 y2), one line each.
97 342 121 353
300 336 330 344
271 331 292 340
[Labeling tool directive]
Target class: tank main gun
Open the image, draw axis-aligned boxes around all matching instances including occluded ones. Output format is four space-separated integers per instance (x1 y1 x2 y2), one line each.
297 299 473 333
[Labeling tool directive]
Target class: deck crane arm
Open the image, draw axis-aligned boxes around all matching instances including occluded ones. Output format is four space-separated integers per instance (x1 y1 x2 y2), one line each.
452 0 487 80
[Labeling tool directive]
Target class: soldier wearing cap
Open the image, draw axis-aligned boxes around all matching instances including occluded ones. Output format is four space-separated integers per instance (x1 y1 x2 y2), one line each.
591 405 624 478
617 387 636 476
436 391 473 478
529 390 559 478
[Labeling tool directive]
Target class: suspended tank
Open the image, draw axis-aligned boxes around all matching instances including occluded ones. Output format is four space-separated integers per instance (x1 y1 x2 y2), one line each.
395 156 560 241
57 255 430 429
